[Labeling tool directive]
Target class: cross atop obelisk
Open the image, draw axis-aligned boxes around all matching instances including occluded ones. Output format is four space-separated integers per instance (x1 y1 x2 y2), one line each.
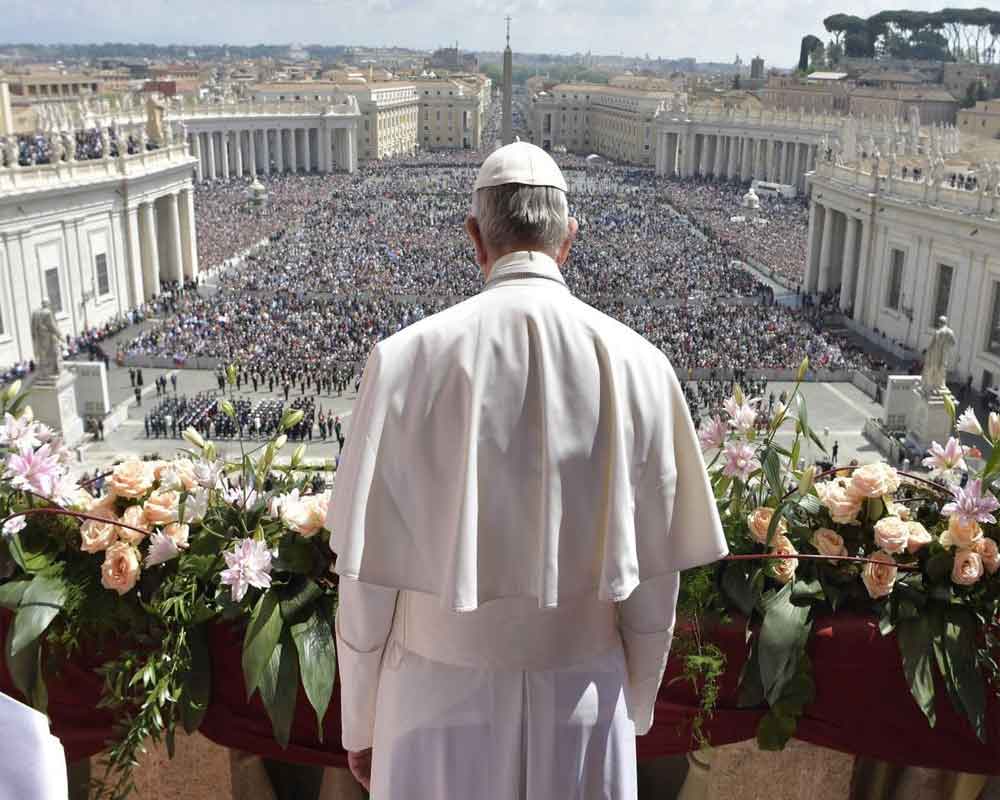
502 16 513 145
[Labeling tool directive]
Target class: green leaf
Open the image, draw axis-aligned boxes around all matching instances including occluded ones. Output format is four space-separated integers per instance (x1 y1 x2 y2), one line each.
896 616 937 728
738 634 766 708
275 538 318 576
0 580 28 611
758 585 812 706
797 494 822 516
279 577 324 626
766 502 789 546
795 393 809 434
259 630 300 749
291 610 336 740
180 624 212 734
242 591 283 698
9 573 66 655
5 627 39 701
721 562 756 617
756 709 797 751
943 609 987 742
713 475 732 499
790 579 824 606
762 450 784 502
982 442 1000 481
8 532 54 573
790 438 801 472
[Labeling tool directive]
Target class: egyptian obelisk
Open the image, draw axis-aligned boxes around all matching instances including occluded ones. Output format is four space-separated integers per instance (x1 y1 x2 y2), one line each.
502 16 513 145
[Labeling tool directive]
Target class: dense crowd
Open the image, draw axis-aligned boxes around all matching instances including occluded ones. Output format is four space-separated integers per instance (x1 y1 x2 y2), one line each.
2 126 152 168
663 178 810 288
125 155 890 395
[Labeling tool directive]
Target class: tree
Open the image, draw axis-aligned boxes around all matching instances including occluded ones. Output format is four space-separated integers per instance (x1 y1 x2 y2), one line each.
827 40 844 65
798 35 823 72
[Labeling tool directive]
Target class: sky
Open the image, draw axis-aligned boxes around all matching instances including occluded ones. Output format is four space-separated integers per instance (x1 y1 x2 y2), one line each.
5 0 994 68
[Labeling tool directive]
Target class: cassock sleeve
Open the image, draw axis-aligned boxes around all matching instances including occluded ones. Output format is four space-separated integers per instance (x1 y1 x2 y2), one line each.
617 571 679 736
335 577 398 751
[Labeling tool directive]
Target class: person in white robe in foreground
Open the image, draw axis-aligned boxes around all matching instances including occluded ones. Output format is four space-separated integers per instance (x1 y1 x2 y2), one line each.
327 141 728 799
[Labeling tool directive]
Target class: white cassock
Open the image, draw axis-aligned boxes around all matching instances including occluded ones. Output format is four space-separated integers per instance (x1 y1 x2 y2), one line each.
328 250 728 799
0 692 69 800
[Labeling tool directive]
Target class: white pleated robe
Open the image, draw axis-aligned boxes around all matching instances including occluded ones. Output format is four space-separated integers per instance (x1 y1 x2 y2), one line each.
328 250 727 799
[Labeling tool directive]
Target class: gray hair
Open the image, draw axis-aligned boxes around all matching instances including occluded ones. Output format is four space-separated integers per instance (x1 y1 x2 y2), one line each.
472 183 569 255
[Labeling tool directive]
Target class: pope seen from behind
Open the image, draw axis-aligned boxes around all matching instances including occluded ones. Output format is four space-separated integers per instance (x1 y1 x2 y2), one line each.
326 141 728 799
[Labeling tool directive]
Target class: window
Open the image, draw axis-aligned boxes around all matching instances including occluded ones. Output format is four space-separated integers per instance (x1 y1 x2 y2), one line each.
95 253 110 296
988 283 1000 357
933 264 953 322
45 268 62 313
886 248 904 311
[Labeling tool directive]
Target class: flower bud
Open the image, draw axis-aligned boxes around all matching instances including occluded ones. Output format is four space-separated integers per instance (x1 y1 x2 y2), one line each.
942 393 956 427
274 434 288 450
796 356 810 383
182 427 205 449
3 380 22 402
220 400 236 419
203 441 217 461
280 409 304 431
226 364 237 386
291 444 306 467
798 465 816 496
733 383 745 405
990 412 1000 443
20 405 33 422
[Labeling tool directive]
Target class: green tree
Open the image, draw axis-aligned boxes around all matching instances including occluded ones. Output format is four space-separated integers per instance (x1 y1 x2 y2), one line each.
798 35 823 72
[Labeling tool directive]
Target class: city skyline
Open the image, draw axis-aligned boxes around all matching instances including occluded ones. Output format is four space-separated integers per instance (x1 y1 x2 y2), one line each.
7 0 997 69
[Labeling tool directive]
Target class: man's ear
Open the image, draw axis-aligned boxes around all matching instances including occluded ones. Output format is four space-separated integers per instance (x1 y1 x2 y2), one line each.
466 216 488 268
556 217 579 267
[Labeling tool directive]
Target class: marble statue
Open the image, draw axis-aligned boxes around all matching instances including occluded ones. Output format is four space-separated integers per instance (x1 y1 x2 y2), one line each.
100 127 110 160
742 186 760 210
62 132 75 162
49 135 65 164
909 106 920 141
3 137 19 169
872 148 881 176
931 156 945 187
30 301 63 378
889 150 898 179
921 317 956 395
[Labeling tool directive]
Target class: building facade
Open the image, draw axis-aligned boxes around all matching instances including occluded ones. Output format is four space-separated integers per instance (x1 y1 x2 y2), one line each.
806 152 1000 390
958 100 1000 141
248 82 418 160
0 137 198 369
529 83 677 165
413 78 489 150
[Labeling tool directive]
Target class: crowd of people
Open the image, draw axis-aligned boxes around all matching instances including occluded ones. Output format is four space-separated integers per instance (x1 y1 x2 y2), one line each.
124 151 890 416
2 126 154 168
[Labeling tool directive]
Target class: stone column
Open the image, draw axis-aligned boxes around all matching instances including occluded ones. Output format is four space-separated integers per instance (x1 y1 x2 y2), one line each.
288 128 299 173
179 188 199 281
139 201 160 300
853 220 873 325
248 129 257 177
347 127 358 173
164 192 184 285
262 129 271 174
839 216 860 311
303 127 312 173
191 134 203 182
205 132 216 180
220 132 230 180
275 129 285 173
123 206 144 307
740 137 751 181
805 202 822 292
234 130 244 178
817 206 835 293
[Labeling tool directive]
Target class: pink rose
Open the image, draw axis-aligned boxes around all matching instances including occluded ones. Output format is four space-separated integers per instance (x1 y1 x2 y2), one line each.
816 478 863 525
905 521 933 553
80 519 117 553
282 494 330 538
115 505 148 546
952 549 984 586
163 522 190 550
862 551 898 599
973 538 1000 575
886 501 911 522
87 493 119 522
143 489 180 527
848 463 900 500
748 507 786 545
101 542 140 595
107 460 154 499
873 516 910 555
811 528 847 560
940 516 984 550
768 535 798 585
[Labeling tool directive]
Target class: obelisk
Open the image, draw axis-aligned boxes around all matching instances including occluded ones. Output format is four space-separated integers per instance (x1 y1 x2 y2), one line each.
502 16 513 145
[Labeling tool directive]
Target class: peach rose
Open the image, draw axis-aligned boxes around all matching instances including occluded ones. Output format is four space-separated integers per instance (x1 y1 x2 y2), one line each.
973 538 1000 575
768 535 798 585
115 505 148 546
148 460 171 481
163 522 190 550
80 519 118 553
940 516 984 550
101 542 140 595
906 521 933 553
952 549 984 586
87 492 119 522
142 489 180 527
886 501 911 522
282 494 330 538
848 462 900 500
811 528 847 560
874 516 910 555
816 478 863 525
171 459 200 491
748 507 786 545
862 551 898 599
107 460 154 499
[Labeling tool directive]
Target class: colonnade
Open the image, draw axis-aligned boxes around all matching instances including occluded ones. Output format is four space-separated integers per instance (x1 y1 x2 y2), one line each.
123 188 199 304
656 129 821 191
805 201 873 315
187 124 357 182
